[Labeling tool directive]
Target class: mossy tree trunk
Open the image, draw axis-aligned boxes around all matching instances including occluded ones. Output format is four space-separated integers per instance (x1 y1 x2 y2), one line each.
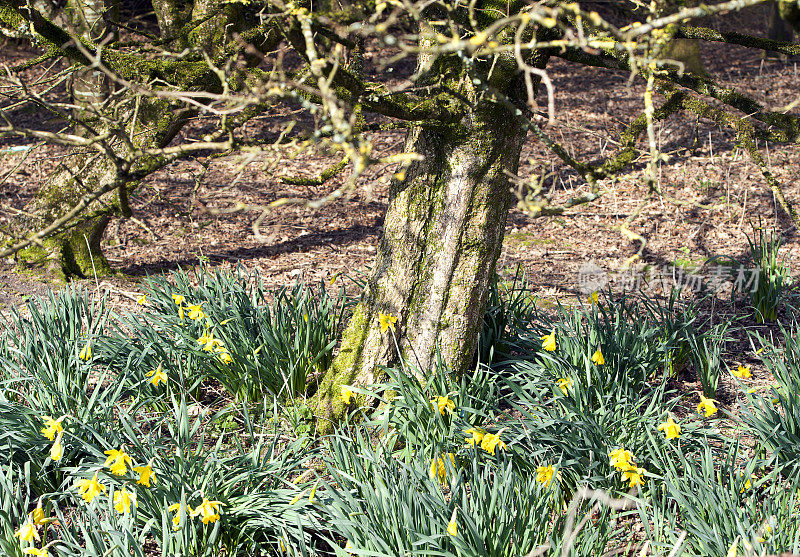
19 98 189 278
769 1 796 45
311 25 549 431
660 38 707 76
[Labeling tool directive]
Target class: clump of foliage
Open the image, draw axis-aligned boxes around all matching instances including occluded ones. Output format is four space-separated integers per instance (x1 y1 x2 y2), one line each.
1 269 799 556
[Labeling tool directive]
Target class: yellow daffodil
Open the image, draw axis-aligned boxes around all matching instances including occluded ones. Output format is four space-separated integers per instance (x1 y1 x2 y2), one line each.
727 539 739 557
40 415 65 441
609 448 634 470
113 488 136 514
536 465 556 487
621 465 647 487
168 502 192 530
309 480 319 504
465 427 486 447
217 349 232 365
104 447 133 476
50 432 63 462
447 511 458 536
187 303 206 320
556 377 572 395
172 294 185 305
197 330 223 352
657 416 681 440
732 365 752 379
697 394 718 417
23 548 49 557
146 364 167 387
75 473 106 503
303 313 308 323
30 500 52 526
79 342 92 361
433 395 455 415
344 540 354 553
289 490 306 505
541 330 557 351
137 294 147 305
191 498 224 525
14 521 40 543
591 348 605 365
430 453 456 482
588 291 599 305
757 521 772 543
739 471 757 493
341 385 354 405
378 312 398 333
480 432 507 455
132 461 156 487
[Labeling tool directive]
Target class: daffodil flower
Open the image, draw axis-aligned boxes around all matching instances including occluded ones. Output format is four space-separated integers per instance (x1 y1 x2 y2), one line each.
588 291 599 305
132 461 156 487
609 447 634 470
308 480 319 504
113 488 136 514
79 341 92 361
447 510 458 536
30 500 53 526
732 365 752 379
378 312 398 333
217 349 232 365
75 473 106 503
556 377 572 395
197 330 224 352
187 303 206 320
464 427 486 447
191 498 224 525
536 465 555 487
341 385 355 405
591 348 605 365
104 447 133 476
146 364 167 386
480 432 506 455
430 453 456 482
172 294 185 305
14 521 40 543
22 548 49 557
50 432 63 461
541 330 556 351
168 502 192 530
657 416 681 440
697 394 718 417
137 294 147 305
432 395 455 415
40 415 65 441
739 471 757 493
621 465 647 487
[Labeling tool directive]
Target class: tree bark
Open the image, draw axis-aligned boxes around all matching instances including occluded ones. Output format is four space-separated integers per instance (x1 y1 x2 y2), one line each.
18 98 189 279
660 38 707 76
768 0 795 55
311 29 546 431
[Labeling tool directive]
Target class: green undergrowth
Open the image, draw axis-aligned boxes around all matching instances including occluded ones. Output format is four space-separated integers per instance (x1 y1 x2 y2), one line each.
0 265 799 556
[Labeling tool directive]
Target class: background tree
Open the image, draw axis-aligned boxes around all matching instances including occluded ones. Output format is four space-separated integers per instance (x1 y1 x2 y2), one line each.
1 0 799 429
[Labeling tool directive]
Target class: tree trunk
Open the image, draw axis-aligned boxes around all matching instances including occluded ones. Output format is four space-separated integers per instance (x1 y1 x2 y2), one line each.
311 36 544 429
768 0 795 59
660 39 707 76
18 98 189 279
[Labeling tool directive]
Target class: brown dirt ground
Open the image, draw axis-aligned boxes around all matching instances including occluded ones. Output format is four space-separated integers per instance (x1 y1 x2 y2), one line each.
0 5 798 414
